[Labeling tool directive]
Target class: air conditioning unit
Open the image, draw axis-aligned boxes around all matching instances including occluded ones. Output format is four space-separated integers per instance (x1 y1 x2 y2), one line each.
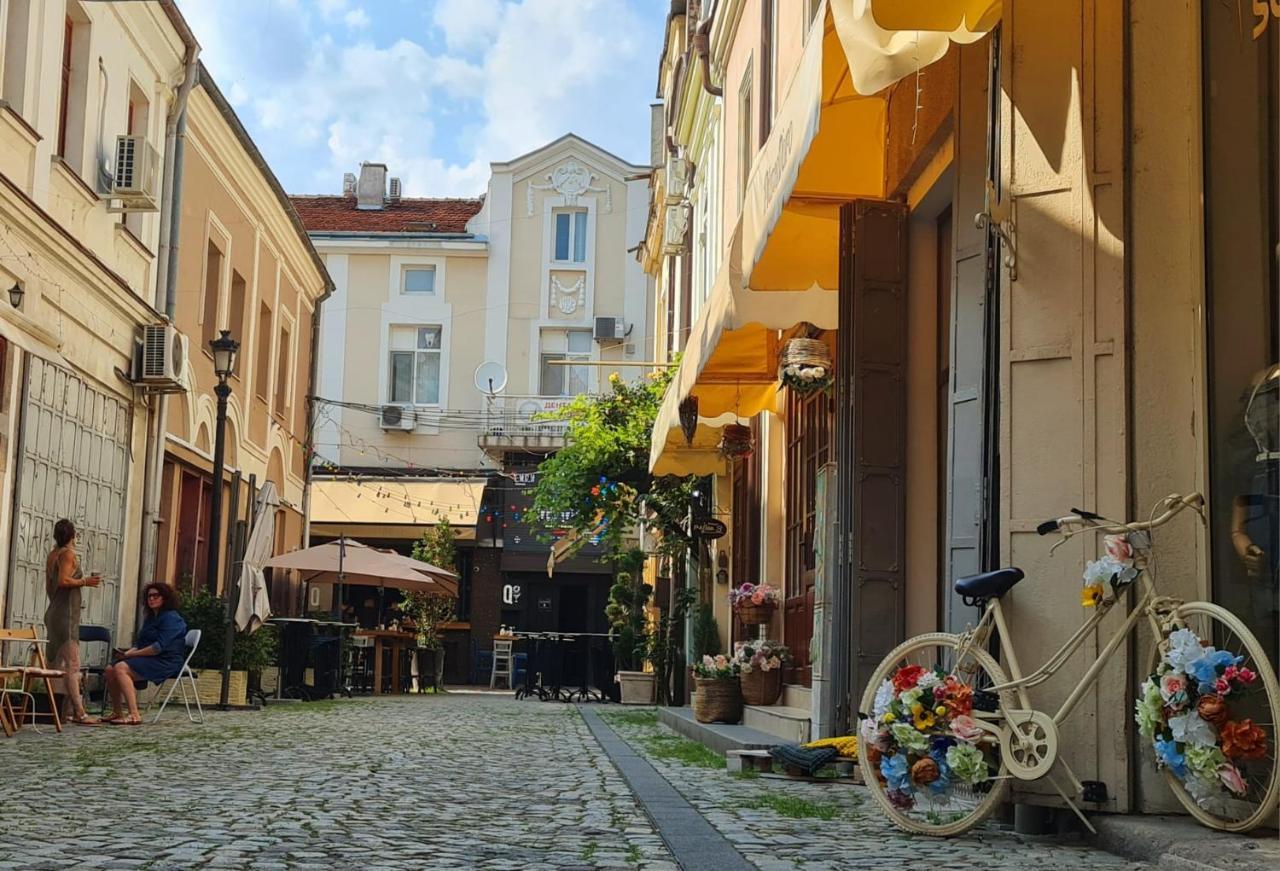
379 405 416 431
138 324 188 388
665 157 691 203
662 203 691 255
594 317 625 342
388 177 402 202
108 135 159 212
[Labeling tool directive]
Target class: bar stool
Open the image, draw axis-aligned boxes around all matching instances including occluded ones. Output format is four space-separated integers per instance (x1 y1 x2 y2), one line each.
349 636 374 694
490 639 514 689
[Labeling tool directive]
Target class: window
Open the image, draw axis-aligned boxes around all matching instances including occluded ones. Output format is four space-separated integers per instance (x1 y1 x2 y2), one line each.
275 322 291 416
737 62 753 211
55 6 88 171
3 1 32 114
760 0 776 144
202 241 223 348
731 418 762 589
784 384 834 601
227 271 246 375
255 303 272 400
124 81 150 237
389 325 443 405
539 329 591 396
403 267 435 294
553 209 588 262
56 15 72 157
1201 3 1279 669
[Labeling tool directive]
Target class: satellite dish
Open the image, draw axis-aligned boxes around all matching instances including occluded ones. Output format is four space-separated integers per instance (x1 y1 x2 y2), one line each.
474 361 508 395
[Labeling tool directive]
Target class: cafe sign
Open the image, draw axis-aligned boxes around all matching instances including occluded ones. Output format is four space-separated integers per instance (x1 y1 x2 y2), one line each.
690 518 727 540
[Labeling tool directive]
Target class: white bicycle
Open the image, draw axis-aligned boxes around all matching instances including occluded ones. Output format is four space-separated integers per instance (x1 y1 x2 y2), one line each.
858 493 1279 836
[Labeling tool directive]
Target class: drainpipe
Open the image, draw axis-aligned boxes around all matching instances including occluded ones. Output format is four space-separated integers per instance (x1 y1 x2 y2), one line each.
691 13 723 98
138 42 199 598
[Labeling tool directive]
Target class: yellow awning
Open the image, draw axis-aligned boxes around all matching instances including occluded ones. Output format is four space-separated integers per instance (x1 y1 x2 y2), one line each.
649 229 838 477
308 478 486 535
744 2 999 291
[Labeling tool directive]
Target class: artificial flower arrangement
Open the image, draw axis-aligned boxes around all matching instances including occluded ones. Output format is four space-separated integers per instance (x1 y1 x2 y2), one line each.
779 362 833 395
693 653 740 680
860 664 992 811
729 582 782 610
732 640 790 674
1136 626 1265 810
1080 533 1143 607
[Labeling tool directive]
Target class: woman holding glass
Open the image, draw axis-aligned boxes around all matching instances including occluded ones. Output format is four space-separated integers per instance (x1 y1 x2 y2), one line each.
44 518 101 725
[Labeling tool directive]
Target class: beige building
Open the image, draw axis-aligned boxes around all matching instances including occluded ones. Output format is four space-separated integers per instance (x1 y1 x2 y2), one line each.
148 66 330 614
0 0 194 643
646 0 1276 820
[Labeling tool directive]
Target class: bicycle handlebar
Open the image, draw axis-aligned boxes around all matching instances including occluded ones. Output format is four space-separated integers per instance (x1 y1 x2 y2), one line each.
1037 493 1206 538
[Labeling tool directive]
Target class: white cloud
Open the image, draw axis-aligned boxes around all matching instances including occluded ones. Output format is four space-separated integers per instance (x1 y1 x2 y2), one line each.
344 8 370 29
432 0 502 54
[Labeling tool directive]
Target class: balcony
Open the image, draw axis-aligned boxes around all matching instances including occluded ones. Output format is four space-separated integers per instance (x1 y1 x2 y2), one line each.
479 394 582 457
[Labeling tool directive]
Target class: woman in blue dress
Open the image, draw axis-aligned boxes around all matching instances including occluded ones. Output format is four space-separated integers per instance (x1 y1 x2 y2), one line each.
103 582 188 725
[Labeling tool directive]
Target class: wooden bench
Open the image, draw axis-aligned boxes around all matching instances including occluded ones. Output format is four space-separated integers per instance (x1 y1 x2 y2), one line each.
725 749 862 782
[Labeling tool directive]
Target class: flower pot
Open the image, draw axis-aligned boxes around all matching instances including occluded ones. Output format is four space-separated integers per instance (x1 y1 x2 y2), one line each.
156 669 247 707
739 668 782 706
616 670 656 705
735 603 776 626
692 677 743 724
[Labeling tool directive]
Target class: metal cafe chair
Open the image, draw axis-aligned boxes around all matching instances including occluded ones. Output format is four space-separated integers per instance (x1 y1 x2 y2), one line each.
78 624 112 716
143 629 205 724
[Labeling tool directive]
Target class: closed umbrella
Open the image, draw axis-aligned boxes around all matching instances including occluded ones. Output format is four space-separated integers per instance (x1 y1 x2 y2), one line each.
235 482 279 633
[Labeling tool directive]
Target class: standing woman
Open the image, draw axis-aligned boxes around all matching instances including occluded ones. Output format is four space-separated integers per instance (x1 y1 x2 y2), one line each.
44 518 101 725
104 582 187 726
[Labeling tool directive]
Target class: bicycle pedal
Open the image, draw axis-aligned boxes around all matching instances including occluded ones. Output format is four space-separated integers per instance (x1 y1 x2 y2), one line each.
973 689 999 713
1081 780 1108 803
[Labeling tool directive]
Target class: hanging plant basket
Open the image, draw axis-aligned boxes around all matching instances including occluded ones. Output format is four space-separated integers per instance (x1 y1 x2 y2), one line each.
678 396 699 445
719 423 754 459
779 337 834 395
735 602 777 626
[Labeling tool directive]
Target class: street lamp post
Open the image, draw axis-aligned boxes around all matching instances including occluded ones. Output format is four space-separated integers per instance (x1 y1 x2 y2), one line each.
206 330 239 708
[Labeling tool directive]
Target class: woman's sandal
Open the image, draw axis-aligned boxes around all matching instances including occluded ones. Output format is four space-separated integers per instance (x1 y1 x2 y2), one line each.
68 715 101 726
106 715 141 726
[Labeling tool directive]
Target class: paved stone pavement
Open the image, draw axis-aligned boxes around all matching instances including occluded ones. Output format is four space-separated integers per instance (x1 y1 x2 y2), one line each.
0 695 674 870
596 708 1150 871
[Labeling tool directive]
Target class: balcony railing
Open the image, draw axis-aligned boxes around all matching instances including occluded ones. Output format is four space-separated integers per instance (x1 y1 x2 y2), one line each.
479 394 590 452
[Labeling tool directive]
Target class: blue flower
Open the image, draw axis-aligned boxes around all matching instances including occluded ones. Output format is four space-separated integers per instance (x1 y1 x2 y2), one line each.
1154 737 1188 779
1186 649 1242 693
880 754 912 793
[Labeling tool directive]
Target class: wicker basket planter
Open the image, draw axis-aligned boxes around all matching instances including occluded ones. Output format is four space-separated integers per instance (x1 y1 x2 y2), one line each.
735 602 776 626
739 668 782 706
778 337 834 395
693 677 743 724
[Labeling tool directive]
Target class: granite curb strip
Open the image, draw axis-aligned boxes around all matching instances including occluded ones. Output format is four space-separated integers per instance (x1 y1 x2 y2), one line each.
1087 813 1280 871
579 706 754 871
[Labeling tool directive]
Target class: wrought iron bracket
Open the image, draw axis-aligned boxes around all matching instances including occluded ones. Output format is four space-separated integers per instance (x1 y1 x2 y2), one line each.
975 180 1017 281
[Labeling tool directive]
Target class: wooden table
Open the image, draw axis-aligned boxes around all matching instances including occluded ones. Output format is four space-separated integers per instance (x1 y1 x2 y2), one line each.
354 630 417 695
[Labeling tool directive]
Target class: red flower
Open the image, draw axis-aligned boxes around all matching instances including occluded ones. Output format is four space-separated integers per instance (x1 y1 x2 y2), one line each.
892 665 929 693
1220 719 1269 760
940 676 974 717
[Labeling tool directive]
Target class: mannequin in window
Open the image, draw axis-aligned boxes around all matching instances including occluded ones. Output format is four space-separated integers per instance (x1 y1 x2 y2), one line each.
1231 362 1279 579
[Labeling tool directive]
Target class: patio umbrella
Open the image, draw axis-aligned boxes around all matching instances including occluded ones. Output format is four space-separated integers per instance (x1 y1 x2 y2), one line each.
234 482 279 633
263 538 458 596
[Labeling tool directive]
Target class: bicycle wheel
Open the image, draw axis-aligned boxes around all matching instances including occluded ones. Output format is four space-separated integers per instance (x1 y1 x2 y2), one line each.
858 633 1012 836
1147 602 1280 832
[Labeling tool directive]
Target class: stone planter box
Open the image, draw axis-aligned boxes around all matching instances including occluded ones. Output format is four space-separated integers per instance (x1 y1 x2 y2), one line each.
155 669 246 707
616 670 655 705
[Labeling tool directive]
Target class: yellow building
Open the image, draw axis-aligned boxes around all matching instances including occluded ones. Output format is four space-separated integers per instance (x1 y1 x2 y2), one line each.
646 0 1276 818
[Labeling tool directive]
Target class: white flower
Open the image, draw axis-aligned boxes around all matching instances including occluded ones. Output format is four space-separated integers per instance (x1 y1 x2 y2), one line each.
810 366 826 379
1168 712 1217 748
916 671 941 690
872 679 895 719
1182 774 1225 812
1164 627 1206 673
1083 555 1125 586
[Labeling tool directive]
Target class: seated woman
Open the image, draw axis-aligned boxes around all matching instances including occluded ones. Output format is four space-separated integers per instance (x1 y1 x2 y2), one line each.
103 583 188 726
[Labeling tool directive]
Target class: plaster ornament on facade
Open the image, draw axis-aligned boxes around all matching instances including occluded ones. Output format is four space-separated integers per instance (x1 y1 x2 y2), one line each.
526 159 612 215
551 275 586 314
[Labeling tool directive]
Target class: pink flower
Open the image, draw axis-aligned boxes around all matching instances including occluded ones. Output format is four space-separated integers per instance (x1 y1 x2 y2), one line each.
1214 677 1232 696
950 715 984 742
713 655 728 669
751 590 765 605
767 656 781 670
1160 673 1187 702
933 685 947 701
1224 665 1257 686
1104 535 1134 562
1218 763 1247 796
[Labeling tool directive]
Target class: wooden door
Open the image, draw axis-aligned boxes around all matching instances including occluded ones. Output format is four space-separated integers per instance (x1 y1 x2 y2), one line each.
838 200 909 707
784 386 833 686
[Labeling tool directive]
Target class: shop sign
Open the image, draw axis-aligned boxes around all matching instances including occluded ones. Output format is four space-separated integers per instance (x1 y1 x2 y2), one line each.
502 584 522 605
538 597 553 612
1253 1 1280 39
691 518 727 539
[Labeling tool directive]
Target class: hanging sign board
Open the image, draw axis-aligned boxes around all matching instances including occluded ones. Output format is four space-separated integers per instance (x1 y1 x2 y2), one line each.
691 518 728 539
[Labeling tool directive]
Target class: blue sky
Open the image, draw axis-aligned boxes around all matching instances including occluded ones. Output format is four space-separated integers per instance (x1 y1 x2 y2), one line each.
179 0 665 197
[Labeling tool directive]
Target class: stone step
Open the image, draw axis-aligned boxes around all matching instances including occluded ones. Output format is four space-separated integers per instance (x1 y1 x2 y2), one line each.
656 706 782 756
743 704 811 744
782 684 811 711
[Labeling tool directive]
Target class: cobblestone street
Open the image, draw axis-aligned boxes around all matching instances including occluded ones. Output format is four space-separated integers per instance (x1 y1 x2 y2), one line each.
0 695 1146 869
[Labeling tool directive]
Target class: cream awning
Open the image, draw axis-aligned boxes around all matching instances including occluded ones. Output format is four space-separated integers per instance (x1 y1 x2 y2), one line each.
744 1 999 292
308 478 486 536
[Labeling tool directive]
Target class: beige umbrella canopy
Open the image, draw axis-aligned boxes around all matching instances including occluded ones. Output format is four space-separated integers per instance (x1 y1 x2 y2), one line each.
263 538 458 597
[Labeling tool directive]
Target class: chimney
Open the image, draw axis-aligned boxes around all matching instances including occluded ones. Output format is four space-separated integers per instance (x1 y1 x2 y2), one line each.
356 162 387 210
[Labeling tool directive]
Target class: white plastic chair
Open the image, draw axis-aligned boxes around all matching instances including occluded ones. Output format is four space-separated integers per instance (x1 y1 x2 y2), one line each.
490 639 514 690
144 629 205 724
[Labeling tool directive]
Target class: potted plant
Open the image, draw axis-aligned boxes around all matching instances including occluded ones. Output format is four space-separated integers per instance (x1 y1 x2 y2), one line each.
178 589 277 706
733 640 790 706
692 653 742 724
607 569 655 704
397 520 459 692
730 582 782 626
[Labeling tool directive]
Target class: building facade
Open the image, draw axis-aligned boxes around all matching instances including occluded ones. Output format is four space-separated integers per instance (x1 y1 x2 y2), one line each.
296 134 653 683
646 0 1276 819
0 0 193 646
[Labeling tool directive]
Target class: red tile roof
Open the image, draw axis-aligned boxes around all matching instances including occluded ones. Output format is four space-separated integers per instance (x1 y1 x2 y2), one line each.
289 195 484 234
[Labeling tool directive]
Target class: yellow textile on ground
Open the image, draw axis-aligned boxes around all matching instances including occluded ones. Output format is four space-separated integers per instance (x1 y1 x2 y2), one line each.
804 735 858 757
